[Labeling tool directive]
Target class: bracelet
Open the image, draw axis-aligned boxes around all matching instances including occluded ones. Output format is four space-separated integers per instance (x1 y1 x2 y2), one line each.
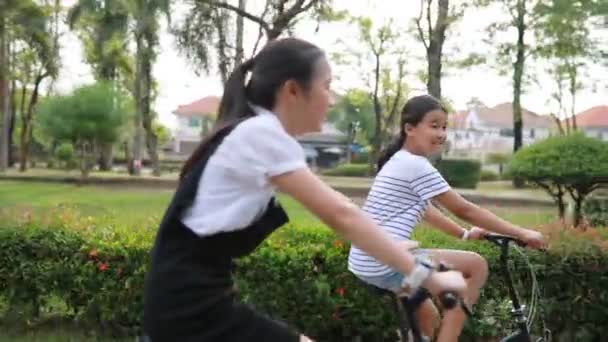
461 229 470 241
401 260 433 291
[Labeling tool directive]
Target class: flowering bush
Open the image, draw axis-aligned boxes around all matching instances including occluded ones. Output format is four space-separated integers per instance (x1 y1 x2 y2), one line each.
0 212 607 341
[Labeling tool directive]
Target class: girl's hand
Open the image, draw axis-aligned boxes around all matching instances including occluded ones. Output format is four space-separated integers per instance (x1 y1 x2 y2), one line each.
466 226 487 240
519 229 546 249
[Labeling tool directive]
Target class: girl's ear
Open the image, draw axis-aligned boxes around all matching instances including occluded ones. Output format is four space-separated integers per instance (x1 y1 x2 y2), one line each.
404 122 414 135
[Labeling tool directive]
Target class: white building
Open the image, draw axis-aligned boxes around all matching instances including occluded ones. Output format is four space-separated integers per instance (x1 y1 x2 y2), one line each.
447 102 555 158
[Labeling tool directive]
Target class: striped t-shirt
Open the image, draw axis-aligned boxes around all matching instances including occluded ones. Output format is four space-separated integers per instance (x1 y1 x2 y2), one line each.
348 149 450 277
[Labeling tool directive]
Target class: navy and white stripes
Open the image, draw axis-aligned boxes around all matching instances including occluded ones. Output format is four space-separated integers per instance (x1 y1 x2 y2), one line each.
348 150 450 277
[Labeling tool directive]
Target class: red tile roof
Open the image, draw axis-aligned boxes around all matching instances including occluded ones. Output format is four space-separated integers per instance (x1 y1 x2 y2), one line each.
572 105 608 128
173 96 220 117
450 103 554 129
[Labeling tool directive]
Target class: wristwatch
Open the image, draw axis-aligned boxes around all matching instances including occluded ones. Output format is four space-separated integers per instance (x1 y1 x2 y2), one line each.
401 260 434 291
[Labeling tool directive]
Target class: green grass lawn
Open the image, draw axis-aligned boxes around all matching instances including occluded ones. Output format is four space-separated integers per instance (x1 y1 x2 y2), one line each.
0 180 319 228
0 180 555 230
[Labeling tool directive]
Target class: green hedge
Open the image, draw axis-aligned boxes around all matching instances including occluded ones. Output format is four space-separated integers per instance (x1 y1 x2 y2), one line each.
1 222 607 341
436 159 482 189
480 169 499 181
584 194 608 227
322 163 370 177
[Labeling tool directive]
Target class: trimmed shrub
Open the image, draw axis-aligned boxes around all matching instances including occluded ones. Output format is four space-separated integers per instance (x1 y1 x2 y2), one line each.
480 169 499 181
510 133 608 226
1 218 607 341
435 158 482 189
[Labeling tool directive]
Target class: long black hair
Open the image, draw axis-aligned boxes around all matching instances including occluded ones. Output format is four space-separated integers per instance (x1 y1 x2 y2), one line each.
376 95 447 171
180 38 325 179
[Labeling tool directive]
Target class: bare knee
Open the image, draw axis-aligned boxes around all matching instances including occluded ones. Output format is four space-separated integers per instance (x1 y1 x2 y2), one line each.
471 253 489 284
300 335 314 342
459 252 488 283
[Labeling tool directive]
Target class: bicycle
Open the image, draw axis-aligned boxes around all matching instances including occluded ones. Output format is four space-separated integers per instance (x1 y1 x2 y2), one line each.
365 234 551 342
483 233 551 342
363 262 471 342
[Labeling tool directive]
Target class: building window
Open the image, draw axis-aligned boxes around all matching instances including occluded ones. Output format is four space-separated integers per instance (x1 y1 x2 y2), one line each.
188 118 200 128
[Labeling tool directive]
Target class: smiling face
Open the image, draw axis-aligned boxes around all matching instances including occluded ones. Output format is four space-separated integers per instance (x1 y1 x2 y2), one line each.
404 109 448 156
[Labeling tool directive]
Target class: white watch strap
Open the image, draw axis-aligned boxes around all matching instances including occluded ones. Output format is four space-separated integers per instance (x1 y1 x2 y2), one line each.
401 262 433 291
461 229 470 240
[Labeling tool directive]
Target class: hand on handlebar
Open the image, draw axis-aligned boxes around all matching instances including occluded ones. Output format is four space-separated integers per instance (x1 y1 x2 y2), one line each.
466 226 487 240
422 270 467 299
519 229 546 250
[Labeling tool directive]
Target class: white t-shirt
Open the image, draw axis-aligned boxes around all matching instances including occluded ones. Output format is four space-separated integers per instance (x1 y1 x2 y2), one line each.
348 149 450 277
181 106 307 236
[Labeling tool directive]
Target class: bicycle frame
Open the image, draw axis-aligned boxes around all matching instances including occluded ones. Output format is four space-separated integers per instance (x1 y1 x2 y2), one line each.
484 234 532 342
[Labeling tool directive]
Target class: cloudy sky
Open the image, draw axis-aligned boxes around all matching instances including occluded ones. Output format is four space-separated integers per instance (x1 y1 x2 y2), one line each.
56 0 606 128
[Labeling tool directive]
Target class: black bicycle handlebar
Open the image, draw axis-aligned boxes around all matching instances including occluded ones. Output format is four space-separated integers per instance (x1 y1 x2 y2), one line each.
483 233 527 248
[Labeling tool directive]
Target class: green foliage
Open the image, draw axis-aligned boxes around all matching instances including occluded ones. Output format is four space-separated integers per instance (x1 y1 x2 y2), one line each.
0 220 607 341
436 158 482 189
486 152 511 165
480 169 499 181
510 133 608 183
36 82 133 177
322 163 370 177
55 143 74 163
351 149 370 164
55 143 76 170
326 89 375 145
584 194 608 227
510 133 608 225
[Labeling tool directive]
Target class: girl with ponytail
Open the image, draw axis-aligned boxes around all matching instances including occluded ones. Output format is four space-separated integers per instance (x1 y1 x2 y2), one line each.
350 95 546 341
143 40 469 342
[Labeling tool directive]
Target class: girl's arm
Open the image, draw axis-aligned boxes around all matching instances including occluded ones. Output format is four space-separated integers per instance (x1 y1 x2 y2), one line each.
424 204 487 240
424 204 466 239
433 190 545 248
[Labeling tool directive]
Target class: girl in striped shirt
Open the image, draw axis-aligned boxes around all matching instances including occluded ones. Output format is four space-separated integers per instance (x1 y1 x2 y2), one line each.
348 95 545 342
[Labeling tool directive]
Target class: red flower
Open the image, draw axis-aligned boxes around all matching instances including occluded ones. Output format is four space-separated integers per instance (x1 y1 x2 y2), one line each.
98 262 108 272
335 287 345 296
89 249 98 258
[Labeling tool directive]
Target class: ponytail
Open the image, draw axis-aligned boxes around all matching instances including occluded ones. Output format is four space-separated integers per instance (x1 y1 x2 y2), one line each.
377 131 405 172
179 59 256 180
179 38 324 180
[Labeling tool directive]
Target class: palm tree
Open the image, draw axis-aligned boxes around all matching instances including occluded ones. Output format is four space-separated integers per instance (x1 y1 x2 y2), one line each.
0 0 52 171
127 0 170 176
68 0 131 171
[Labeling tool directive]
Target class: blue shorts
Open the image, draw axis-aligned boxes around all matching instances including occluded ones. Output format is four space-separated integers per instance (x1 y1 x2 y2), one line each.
356 249 433 293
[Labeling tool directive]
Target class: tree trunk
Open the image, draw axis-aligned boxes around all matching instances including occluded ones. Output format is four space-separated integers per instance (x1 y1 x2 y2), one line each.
141 36 160 177
133 35 144 176
20 71 44 172
426 0 449 100
512 0 526 188
98 143 113 171
214 8 230 85
8 78 16 167
371 52 382 175
0 18 10 171
235 0 246 65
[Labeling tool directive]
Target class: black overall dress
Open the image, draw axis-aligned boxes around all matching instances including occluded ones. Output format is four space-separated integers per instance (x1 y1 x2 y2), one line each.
142 124 300 342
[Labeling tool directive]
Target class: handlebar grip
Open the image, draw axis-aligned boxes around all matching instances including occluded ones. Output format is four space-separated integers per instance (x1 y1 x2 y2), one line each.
438 291 459 310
